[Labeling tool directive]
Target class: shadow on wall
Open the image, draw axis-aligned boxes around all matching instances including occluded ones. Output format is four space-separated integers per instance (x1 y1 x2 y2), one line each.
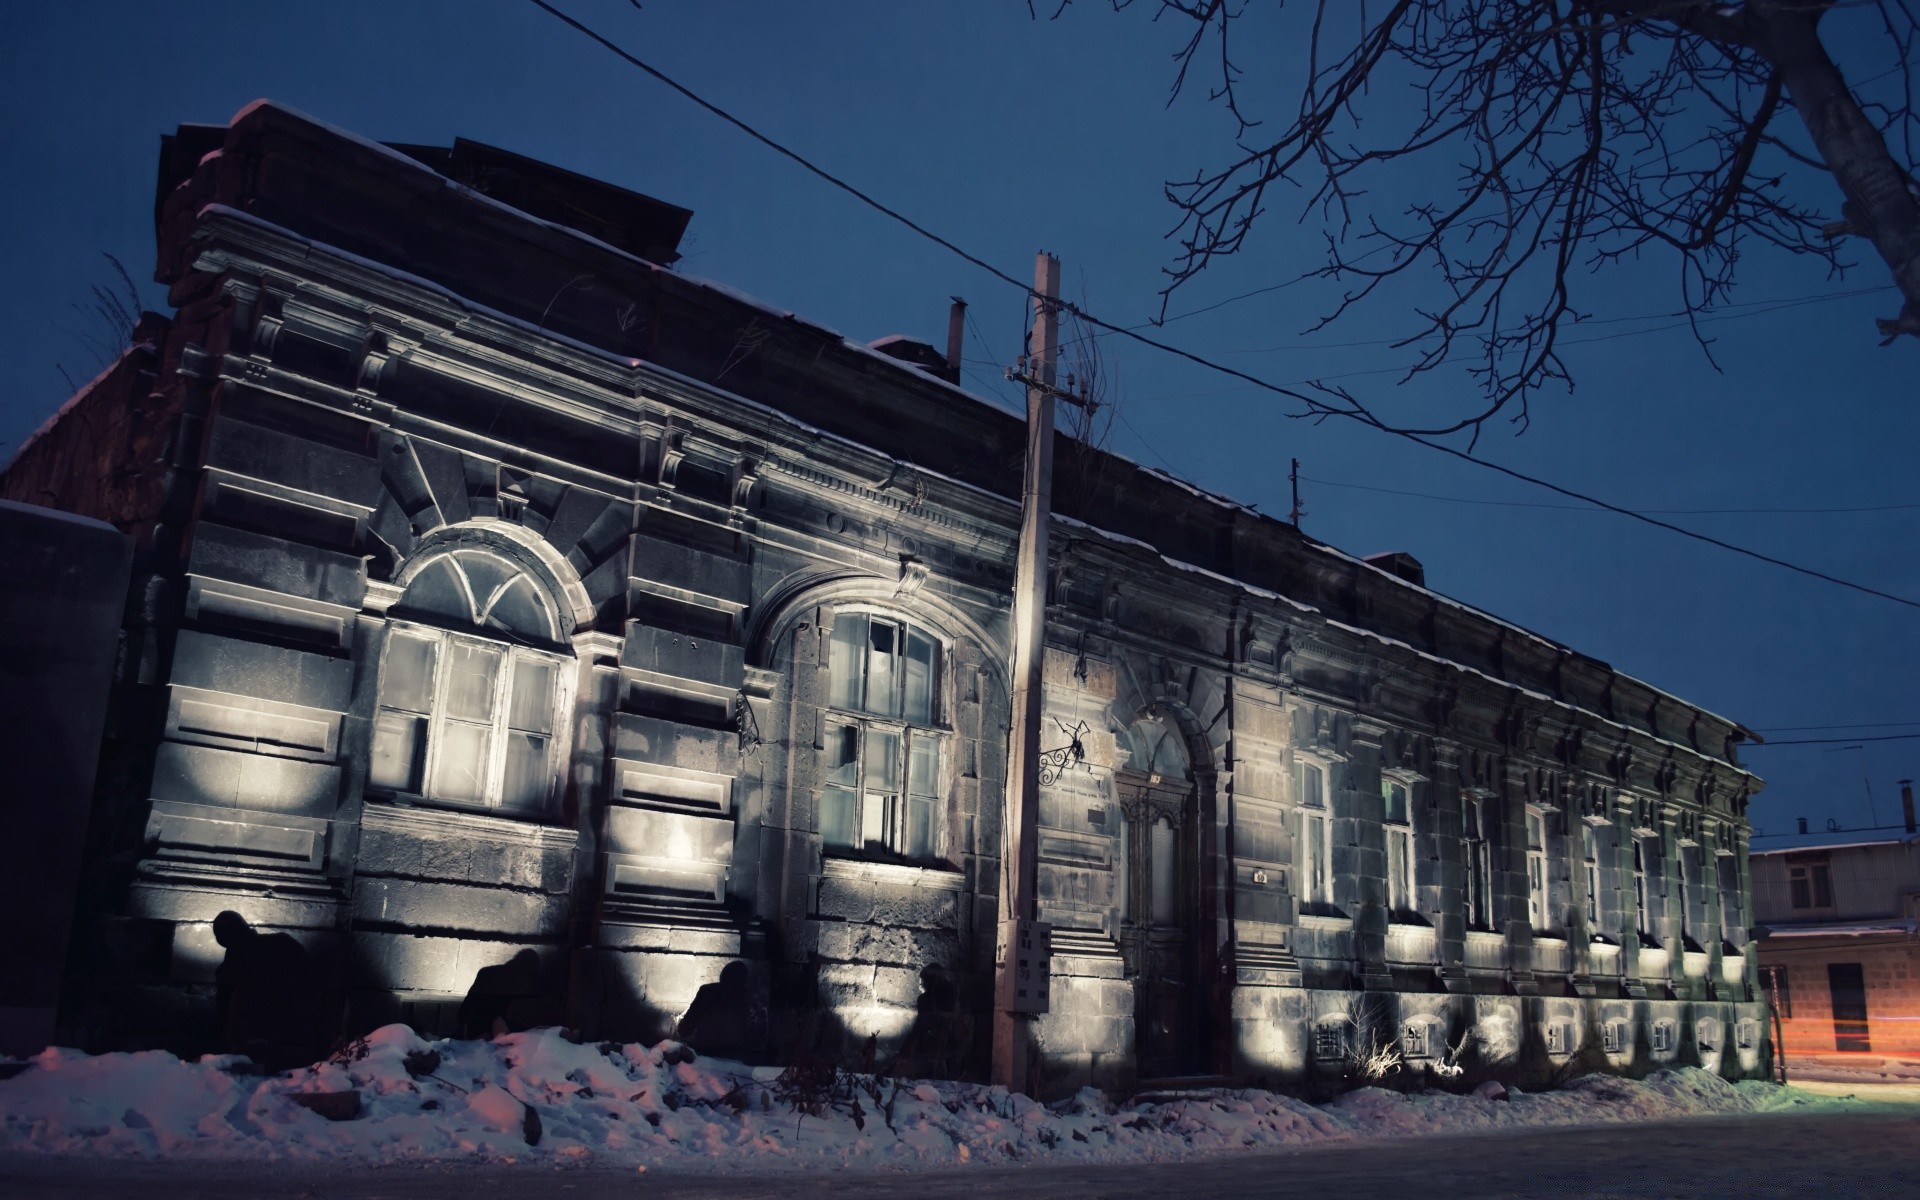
675 960 761 1058
458 948 566 1039
211 911 337 1071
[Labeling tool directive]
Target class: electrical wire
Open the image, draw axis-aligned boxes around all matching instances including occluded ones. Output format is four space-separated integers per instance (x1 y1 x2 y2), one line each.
1744 732 1920 747
527 0 1920 613
1298 474 1920 515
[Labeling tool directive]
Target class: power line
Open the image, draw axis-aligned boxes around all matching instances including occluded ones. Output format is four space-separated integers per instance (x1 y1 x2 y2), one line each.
1751 720 1920 733
1206 286 1893 356
1299 474 1920 516
1745 732 1920 747
528 0 1920 614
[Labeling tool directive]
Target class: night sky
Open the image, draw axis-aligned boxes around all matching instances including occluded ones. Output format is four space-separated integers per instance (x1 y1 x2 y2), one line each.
4 2 1914 846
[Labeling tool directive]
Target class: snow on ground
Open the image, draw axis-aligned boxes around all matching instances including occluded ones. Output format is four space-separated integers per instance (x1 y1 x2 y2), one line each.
0 1026 1888 1173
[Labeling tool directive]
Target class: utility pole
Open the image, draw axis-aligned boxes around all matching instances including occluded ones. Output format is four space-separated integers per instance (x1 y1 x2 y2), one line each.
1289 458 1305 527
994 251 1072 1094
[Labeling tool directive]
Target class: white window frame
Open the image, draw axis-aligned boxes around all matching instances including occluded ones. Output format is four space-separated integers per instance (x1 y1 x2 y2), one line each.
1582 820 1607 931
1526 806 1550 932
1294 758 1335 910
1382 774 1417 918
1464 793 1494 931
369 622 568 815
821 610 947 862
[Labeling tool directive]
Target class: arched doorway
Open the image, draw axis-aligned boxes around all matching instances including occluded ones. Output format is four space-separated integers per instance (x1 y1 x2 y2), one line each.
1115 713 1207 1079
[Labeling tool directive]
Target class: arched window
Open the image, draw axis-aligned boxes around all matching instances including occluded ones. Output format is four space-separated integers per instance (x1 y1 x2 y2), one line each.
368 549 570 816
821 610 944 860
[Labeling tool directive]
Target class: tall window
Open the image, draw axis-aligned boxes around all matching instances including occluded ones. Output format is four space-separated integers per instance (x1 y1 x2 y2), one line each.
1464 795 1493 930
369 550 566 815
1295 760 1333 910
1788 859 1834 909
1633 838 1652 935
1582 823 1602 928
1382 777 1415 916
1526 808 1549 932
822 612 943 860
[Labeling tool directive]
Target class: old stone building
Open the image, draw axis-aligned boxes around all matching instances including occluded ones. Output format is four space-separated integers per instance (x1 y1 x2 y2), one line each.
4 101 1772 1094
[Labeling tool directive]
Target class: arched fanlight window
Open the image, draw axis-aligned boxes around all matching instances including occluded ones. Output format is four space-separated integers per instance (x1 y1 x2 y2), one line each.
1118 715 1190 779
368 550 570 816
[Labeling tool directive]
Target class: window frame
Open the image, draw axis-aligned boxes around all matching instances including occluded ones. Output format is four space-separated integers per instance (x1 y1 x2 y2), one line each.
1463 792 1495 931
369 621 568 817
1293 758 1336 912
1381 774 1418 919
1788 860 1834 910
820 609 949 864
1526 806 1551 932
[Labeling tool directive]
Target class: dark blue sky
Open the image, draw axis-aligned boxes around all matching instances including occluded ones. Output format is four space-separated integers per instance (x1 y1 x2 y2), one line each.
4 2 1914 845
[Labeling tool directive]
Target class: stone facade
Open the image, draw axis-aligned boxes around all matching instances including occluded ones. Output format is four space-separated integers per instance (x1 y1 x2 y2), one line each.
3 102 1771 1094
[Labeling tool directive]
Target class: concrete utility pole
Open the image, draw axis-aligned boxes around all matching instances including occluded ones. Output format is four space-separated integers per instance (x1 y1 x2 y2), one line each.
993 251 1064 1094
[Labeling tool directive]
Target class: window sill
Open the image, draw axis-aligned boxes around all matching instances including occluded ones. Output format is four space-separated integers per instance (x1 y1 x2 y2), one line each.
821 855 966 890
362 795 576 847
1296 910 1352 930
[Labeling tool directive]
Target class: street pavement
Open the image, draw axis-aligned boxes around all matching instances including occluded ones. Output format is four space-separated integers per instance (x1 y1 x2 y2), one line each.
4 1105 1917 1198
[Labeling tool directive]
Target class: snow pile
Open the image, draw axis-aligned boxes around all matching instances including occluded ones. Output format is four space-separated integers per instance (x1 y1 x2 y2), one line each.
0 1026 1872 1171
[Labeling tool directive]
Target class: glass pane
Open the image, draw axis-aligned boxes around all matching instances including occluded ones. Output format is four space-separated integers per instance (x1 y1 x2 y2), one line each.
1388 829 1410 910
453 552 512 614
863 728 900 851
826 723 860 789
400 557 473 623
444 641 503 723
903 629 936 723
486 577 554 642
1382 781 1408 824
905 796 936 860
1527 811 1544 849
866 620 900 718
507 656 555 733
383 632 438 714
908 734 939 799
1298 762 1323 809
829 614 865 711
369 711 425 793
1150 820 1176 923
500 731 548 811
1307 814 1327 902
428 720 491 805
821 786 857 848
864 728 901 795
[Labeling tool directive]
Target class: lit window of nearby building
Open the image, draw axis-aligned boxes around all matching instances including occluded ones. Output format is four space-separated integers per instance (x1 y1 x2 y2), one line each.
1382 778 1415 917
1526 808 1550 931
1602 1021 1627 1054
1651 1021 1676 1053
370 551 567 816
1788 860 1833 909
822 611 944 861
1736 1018 1759 1049
1464 795 1493 930
1295 760 1333 910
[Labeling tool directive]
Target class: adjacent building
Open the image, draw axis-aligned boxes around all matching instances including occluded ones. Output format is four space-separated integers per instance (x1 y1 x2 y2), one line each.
2 101 1772 1094
1752 808 1920 1069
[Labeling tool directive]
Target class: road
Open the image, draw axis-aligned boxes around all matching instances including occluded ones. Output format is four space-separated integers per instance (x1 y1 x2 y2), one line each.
5 1107 1918 1199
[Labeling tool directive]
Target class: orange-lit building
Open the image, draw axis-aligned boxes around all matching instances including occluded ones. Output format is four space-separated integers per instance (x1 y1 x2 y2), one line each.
1753 827 1920 1070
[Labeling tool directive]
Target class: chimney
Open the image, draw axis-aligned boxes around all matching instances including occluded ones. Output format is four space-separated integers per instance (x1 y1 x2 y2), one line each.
1901 779 1915 834
946 296 967 386
1797 817 1808 835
